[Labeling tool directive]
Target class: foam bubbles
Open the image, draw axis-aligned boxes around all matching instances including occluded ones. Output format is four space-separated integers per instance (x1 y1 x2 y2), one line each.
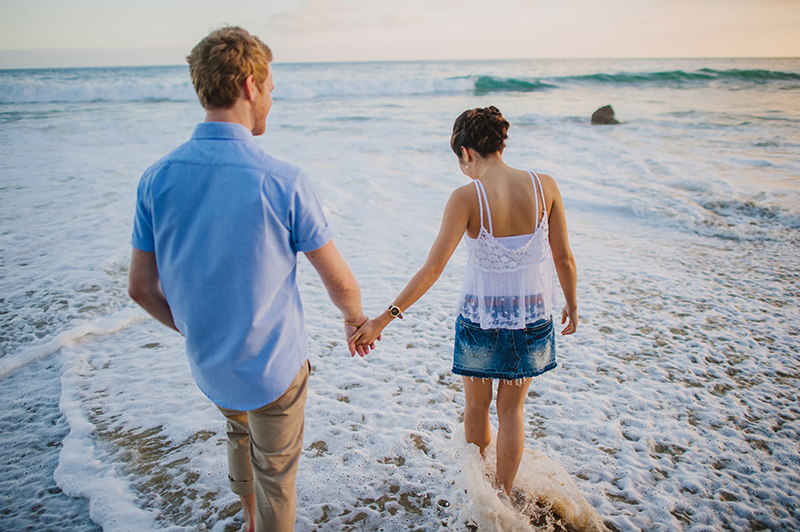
1 58 799 531
449 424 608 532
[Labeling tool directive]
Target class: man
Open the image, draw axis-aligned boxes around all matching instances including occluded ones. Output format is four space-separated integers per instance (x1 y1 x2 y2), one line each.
128 26 371 532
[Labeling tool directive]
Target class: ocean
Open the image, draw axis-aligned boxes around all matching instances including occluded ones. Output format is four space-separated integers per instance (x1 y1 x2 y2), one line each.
1 58 798 531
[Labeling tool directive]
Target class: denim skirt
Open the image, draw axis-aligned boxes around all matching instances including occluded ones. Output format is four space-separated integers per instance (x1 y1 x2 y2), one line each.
452 315 556 380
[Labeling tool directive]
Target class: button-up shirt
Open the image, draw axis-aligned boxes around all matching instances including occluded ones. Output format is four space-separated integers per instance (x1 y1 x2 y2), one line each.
132 121 332 410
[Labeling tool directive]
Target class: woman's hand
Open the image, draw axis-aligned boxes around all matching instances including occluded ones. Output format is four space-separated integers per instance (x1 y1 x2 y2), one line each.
560 304 578 335
349 318 386 353
344 316 376 357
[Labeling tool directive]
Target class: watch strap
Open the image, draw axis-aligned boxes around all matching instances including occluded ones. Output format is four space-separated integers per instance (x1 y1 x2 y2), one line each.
387 304 404 319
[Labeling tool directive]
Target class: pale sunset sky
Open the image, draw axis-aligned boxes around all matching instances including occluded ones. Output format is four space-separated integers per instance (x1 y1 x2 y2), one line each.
0 0 798 68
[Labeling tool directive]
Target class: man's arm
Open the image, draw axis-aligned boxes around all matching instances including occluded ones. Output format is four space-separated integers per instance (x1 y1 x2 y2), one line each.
303 240 370 356
128 248 180 333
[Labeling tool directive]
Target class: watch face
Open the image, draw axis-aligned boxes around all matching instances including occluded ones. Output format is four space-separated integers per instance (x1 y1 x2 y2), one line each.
389 305 400 317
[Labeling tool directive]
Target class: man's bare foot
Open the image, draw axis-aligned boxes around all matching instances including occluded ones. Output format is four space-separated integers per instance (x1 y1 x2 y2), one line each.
240 493 256 532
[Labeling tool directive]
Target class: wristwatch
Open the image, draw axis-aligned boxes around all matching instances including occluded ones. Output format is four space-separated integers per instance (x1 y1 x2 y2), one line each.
387 304 404 320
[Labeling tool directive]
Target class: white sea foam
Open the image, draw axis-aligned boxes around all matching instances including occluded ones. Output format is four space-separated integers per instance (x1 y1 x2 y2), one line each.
0 308 148 378
0 70 196 104
274 75 476 101
55 342 180 532
448 424 608 531
1 58 799 531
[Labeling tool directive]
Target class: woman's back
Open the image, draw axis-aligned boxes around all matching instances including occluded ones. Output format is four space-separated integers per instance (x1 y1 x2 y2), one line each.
458 168 556 330
464 168 546 240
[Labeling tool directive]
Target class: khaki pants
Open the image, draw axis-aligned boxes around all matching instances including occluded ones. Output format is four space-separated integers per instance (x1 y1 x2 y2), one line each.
217 361 310 532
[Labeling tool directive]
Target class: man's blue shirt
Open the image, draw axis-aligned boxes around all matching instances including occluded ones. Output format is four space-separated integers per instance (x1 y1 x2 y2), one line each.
132 122 332 410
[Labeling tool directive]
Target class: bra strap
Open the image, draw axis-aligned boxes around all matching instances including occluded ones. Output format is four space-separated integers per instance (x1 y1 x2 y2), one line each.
473 180 493 235
472 181 484 230
529 171 546 220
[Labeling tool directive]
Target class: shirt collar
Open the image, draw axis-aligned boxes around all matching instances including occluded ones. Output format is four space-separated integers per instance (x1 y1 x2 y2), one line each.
192 121 255 141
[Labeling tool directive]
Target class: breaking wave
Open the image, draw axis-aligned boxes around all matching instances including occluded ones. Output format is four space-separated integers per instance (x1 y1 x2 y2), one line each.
2 64 797 104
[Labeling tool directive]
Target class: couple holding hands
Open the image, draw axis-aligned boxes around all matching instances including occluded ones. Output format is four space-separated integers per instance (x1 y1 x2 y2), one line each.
129 26 577 532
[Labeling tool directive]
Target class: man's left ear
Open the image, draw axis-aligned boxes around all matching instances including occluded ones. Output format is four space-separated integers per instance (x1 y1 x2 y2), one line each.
243 75 258 101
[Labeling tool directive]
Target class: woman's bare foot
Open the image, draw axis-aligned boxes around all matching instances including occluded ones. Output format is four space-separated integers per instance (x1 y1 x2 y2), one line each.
240 493 256 532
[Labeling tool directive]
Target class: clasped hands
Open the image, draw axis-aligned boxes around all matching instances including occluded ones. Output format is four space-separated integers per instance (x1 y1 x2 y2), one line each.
344 314 389 357
347 303 578 356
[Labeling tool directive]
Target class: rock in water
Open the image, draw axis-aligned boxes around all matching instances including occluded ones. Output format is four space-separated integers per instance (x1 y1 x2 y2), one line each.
591 105 620 125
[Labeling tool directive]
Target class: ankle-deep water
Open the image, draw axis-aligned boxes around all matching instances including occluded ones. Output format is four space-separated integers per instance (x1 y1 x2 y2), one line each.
1 58 799 531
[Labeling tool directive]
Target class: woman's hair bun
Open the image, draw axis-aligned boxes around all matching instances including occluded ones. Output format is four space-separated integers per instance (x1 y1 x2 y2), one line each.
450 106 509 157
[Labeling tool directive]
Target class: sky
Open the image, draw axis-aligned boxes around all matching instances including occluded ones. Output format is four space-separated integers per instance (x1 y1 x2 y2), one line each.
0 0 799 68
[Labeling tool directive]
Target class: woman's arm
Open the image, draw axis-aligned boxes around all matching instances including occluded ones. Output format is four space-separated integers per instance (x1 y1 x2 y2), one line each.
350 187 472 346
542 175 578 335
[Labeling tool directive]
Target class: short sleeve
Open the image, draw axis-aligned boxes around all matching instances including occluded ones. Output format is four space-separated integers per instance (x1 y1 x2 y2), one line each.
289 171 333 253
131 177 156 252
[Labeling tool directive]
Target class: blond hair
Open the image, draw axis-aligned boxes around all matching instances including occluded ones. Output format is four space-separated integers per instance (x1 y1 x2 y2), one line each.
186 26 272 110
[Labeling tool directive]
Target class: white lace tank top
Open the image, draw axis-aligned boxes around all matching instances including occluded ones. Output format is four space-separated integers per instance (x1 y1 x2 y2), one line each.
456 171 555 330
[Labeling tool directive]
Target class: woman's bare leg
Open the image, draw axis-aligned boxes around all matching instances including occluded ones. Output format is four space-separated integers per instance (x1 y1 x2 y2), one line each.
462 377 493 455
495 378 532 495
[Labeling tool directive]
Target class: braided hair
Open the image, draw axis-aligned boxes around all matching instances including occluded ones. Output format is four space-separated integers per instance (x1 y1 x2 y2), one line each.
450 106 509 157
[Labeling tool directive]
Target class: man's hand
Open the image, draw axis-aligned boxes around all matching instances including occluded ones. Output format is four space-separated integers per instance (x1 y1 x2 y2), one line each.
345 316 378 357
349 317 387 352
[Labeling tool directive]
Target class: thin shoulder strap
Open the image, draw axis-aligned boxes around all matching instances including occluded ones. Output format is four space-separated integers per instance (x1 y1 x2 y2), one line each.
530 171 546 217
471 181 484 229
473 180 493 235
529 171 540 225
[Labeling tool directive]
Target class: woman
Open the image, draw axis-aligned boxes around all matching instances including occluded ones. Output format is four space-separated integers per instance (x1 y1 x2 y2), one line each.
350 106 578 495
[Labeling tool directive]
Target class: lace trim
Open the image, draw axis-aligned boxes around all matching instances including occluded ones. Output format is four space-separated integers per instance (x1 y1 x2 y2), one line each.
467 213 551 273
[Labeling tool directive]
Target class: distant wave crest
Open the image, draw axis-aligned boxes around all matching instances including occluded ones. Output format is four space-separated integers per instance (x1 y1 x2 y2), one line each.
473 75 555 93
1 65 798 104
700 68 800 81
563 68 800 86
0 70 196 104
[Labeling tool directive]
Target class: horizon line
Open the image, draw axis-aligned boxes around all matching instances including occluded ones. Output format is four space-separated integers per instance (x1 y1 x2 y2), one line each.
2 54 799 71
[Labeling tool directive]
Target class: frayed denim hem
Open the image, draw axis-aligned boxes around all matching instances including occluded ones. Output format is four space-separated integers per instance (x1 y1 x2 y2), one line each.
452 361 557 383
